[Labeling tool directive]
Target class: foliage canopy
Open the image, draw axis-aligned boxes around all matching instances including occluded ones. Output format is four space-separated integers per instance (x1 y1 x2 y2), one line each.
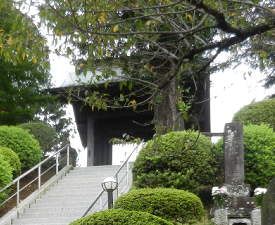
114 188 205 224
0 154 12 204
0 146 21 178
232 99 275 131
70 209 173 225
132 131 222 193
0 126 42 169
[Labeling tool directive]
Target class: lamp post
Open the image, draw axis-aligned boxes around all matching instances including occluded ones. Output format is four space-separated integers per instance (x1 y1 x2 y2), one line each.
102 177 118 209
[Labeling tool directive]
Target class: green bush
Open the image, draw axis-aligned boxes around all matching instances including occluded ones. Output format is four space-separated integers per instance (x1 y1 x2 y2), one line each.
0 154 13 204
17 123 58 156
0 126 42 169
70 209 173 225
0 146 21 178
233 98 275 130
114 188 205 224
132 131 222 193
216 124 275 189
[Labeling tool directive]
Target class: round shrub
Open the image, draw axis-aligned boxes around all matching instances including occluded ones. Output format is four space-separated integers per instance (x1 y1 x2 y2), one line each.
216 124 275 189
132 131 222 193
0 154 13 204
0 146 21 178
17 123 58 155
69 209 173 225
233 98 275 130
0 126 42 169
114 188 204 224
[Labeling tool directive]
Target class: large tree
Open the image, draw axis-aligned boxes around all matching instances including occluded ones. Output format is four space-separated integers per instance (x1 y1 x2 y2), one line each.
0 3 72 144
2 0 275 132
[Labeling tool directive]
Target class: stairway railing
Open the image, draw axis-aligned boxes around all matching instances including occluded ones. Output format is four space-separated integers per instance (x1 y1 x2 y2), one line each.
0 144 70 208
80 142 143 218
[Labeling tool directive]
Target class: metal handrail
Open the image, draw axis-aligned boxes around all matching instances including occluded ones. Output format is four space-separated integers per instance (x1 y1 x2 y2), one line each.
80 141 144 218
0 144 70 208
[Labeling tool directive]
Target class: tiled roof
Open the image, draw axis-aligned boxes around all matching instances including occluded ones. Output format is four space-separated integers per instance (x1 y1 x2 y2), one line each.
60 68 123 87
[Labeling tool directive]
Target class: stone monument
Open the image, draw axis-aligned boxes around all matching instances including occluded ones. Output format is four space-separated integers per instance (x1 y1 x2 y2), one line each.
261 177 275 224
212 123 261 225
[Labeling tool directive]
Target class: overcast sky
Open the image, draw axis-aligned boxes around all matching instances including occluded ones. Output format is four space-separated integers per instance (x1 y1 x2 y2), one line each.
50 53 274 166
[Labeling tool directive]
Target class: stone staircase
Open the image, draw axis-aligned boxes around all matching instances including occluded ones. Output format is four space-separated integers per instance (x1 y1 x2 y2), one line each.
9 165 128 225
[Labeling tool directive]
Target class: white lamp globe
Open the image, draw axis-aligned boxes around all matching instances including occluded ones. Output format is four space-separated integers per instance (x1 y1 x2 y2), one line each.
102 177 118 192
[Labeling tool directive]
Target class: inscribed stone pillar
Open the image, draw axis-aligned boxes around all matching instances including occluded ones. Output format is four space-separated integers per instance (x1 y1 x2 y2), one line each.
224 123 244 185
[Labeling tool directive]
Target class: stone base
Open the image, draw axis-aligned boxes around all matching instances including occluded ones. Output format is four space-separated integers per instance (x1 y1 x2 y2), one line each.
211 208 261 225
212 209 228 225
251 208 261 225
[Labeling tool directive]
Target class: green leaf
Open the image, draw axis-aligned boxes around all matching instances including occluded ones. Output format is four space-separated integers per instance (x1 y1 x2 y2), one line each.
128 82 133 91
240 17 246 25
138 20 143 30
260 51 267 58
104 81 109 89
43 61 50 69
232 20 238 28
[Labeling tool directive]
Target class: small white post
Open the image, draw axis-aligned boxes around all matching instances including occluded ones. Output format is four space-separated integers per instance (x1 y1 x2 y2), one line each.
38 165 41 190
56 154 58 175
16 180 19 207
126 161 129 187
115 174 119 201
67 145 70 166
100 195 102 210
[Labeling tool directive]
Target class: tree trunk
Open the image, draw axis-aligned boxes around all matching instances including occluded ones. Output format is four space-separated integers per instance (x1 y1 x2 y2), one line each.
153 77 185 133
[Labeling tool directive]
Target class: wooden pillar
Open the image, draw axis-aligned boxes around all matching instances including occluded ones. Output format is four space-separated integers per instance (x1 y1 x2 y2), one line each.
87 116 95 166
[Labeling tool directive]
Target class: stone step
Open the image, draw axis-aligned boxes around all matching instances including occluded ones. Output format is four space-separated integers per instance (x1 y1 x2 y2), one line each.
56 178 105 184
30 200 91 209
19 211 82 219
35 196 97 204
12 217 77 225
42 191 101 199
73 165 121 170
70 167 121 173
13 224 68 225
47 187 100 194
39 193 106 201
50 183 98 189
52 182 99 188
24 206 88 214
27 202 106 214
68 169 121 174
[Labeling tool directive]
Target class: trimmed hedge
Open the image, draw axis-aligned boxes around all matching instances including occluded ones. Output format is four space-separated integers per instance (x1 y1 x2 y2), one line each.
0 146 21 178
0 154 13 204
69 209 173 225
0 126 42 169
232 98 275 130
114 188 205 224
17 123 58 155
132 131 222 193
216 124 275 189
